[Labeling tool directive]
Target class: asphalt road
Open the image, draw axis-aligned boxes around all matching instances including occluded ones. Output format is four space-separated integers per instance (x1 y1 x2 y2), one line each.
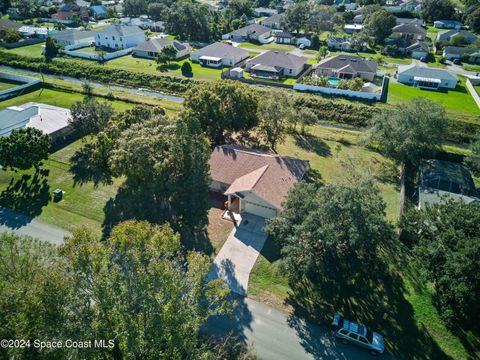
206 296 396 360
0 206 70 245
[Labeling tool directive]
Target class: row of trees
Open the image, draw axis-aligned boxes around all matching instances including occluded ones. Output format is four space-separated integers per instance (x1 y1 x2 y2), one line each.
0 221 254 359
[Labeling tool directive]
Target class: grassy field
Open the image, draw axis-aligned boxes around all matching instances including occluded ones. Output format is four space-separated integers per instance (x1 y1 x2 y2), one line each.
238 42 297 52
463 64 480 72
2 42 44 57
388 78 480 117
0 78 23 91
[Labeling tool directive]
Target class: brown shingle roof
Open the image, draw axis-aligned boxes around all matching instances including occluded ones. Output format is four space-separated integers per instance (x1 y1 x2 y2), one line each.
209 145 309 209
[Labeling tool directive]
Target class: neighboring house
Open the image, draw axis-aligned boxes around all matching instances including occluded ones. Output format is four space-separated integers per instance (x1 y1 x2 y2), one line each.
95 24 146 49
397 64 458 89
50 28 95 47
245 50 308 79
400 0 421 12
406 41 429 59
0 103 72 141
18 26 51 39
261 14 283 29
443 46 480 63
190 42 249 68
133 38 190 59
344 24 363 34
209 145 309 218
390 24 426 46
222 24 272 43
315 55 378 81
275 31 294 44
0 19 21 32
327 37 353 51
52 4 89 23
396 17 423 26
437 30 477 44
296 36 311 48
253 7 278 17
418 159 478 209
144 21 165 32
120 16 153 29
353 14 364 24
90 5 109 19
433 20 462 30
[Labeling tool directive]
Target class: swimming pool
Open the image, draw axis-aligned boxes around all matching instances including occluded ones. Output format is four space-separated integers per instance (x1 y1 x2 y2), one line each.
327 77 341 86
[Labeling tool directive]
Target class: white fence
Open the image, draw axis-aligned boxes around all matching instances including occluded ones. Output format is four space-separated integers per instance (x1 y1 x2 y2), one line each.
0 72 41 100
465 78 480 109
293 83 382 100
59 47 133 62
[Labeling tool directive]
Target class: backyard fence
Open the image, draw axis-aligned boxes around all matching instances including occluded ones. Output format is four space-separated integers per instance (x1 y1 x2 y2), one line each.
1 38 44 49
0 72 41 100
59 47 133 62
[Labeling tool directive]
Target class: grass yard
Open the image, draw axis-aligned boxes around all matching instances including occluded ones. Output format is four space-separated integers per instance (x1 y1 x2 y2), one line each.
238 42 296 52
248 124 478 360
0 78 23 91
463 64 480 72
2 42 44 57
388 78 480 117
243 71 297 85
329 50 413 65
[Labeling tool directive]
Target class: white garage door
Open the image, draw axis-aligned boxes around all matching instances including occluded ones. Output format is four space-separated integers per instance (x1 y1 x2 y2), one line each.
244 200 278 219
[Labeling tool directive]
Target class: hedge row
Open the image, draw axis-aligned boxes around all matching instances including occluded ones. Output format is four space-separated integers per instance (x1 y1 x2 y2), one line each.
0 52 195 94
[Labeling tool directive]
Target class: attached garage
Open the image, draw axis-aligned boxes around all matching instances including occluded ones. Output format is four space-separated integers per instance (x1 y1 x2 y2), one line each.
244 200 278 218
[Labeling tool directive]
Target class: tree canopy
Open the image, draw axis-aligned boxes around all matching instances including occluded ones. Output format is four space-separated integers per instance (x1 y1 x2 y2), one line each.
364 9 397 44
464 132 480 176
69 97 114 136
420 0 456 22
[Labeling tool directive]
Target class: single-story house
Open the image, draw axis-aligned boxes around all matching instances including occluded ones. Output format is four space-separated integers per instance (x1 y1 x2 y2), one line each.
396 17 423 26
133 38 190 59
18 25 51 39
0 103 72 141
437 30 477 44
50 28 95 47
90 5 109 19
315 55 378 81
253 7 278 17
245 50 308 79
209 145 309 218
296 37 311 48
327 37 353 51
443 46 480 63
190 42 249 68
95 24 146 50
344 24 363 34
390 24 426 46
397 64 458 89
275 31 294 44
433 20 462 30
418 159 479 209
120 16 153 29
406 41 429 59
52 4 89 23
261 14 283 29
222 24 272 43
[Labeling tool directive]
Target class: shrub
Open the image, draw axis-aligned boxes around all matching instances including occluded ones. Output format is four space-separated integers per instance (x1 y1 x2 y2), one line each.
181 61 192 76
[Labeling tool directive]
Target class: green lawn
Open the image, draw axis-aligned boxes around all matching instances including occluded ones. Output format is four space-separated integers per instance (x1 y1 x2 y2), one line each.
2 42 44 57
463 64 480 72
73 46 106 55
238 42 296 52
0 78 23 91
388 78 480 117
243 71 297 85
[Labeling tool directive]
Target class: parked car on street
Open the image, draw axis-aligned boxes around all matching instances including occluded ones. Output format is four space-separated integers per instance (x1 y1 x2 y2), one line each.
332 313 385 356
453 59 462 65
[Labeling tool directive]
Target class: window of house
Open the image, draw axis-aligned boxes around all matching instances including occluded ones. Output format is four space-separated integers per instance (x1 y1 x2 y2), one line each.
120 37 123 41
112 36 115 40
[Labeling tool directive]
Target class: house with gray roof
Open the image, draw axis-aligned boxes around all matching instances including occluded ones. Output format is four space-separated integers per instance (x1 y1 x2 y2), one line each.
437 30 477 45
327 37 353 51
396 17 423 26
261 14 283 29
418 159 478 209
245 50 308 79
406 41 429 59
190 42 249 68
133 38 190 59
443 46 480 63
95 24 145 50
398 65 458 89
390 24 426 47
253 7 278 17
315 55 378 81
433 20 462 30
222 24 272 43
51 28 95 47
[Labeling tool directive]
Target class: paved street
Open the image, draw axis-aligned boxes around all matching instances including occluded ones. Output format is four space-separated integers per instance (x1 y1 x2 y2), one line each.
206 296 396 360
0 206 70 245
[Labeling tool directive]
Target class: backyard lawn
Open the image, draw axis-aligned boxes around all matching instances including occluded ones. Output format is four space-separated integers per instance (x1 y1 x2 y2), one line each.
0 78 23 91
388 78 480 117
238 42 296 52
2 42 44 57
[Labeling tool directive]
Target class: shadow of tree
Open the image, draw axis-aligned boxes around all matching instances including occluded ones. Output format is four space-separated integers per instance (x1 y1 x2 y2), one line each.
285 240 452 360
69 143 113 187
293 134 331 157
158 63 181 72
0 171 50 225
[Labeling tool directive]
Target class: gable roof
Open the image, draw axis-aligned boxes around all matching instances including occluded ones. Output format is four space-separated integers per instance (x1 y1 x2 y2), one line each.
51 28 95 42
443 46 479 55
209 145 309 209
247 50 307 69
261 13 283 25
406 41 429 52
134 38 188 53
97 24 144 37
434 19 462 26
0 19 21 31
392 23 426 36
91 5 108 14
192 42 248 59
228 23 271 37
317 54 378 74
398 64 458 81
438 30 477 42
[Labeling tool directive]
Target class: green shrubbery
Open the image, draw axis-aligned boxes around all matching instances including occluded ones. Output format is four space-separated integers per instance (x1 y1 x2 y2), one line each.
0 51 195 94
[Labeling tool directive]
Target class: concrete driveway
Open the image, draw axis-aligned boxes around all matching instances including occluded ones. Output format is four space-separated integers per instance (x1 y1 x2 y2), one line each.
208 214 267 295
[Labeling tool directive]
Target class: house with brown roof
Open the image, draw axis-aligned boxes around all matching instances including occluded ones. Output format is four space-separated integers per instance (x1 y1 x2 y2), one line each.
209 145 309 218
315 55 378 81
389 24 426 47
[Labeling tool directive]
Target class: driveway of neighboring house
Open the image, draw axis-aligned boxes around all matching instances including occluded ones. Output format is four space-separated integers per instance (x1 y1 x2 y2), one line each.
208 213 267 295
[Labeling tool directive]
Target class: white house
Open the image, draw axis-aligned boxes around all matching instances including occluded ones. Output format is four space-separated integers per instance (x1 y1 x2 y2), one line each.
190 42 249 68
95 24 145 50
418 159 479 209
209 145 309 218
0 103 72 141
397 65 458 89
433 20 462 30
327 37 353 51
50 28 95 47
344 24 363 34
222 24 272 43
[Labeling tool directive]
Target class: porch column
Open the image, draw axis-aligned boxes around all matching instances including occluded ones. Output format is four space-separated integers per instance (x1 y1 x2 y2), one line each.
227 194 231 210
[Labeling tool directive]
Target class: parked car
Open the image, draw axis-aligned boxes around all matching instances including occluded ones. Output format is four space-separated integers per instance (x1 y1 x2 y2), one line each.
420 57 427 63
298 43 305 49
332 313 385 356
453 59 462 65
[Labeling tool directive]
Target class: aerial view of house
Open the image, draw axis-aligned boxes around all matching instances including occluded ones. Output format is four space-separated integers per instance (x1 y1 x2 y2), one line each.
397 65 458 89
133 38 190 59
443 46 480 62
433 19 462 29
245 50 308 79
190 42 249 67
315 55 378 81
222 24 272 43
437 29 478 44
95 24 146 50
51 28 95 47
